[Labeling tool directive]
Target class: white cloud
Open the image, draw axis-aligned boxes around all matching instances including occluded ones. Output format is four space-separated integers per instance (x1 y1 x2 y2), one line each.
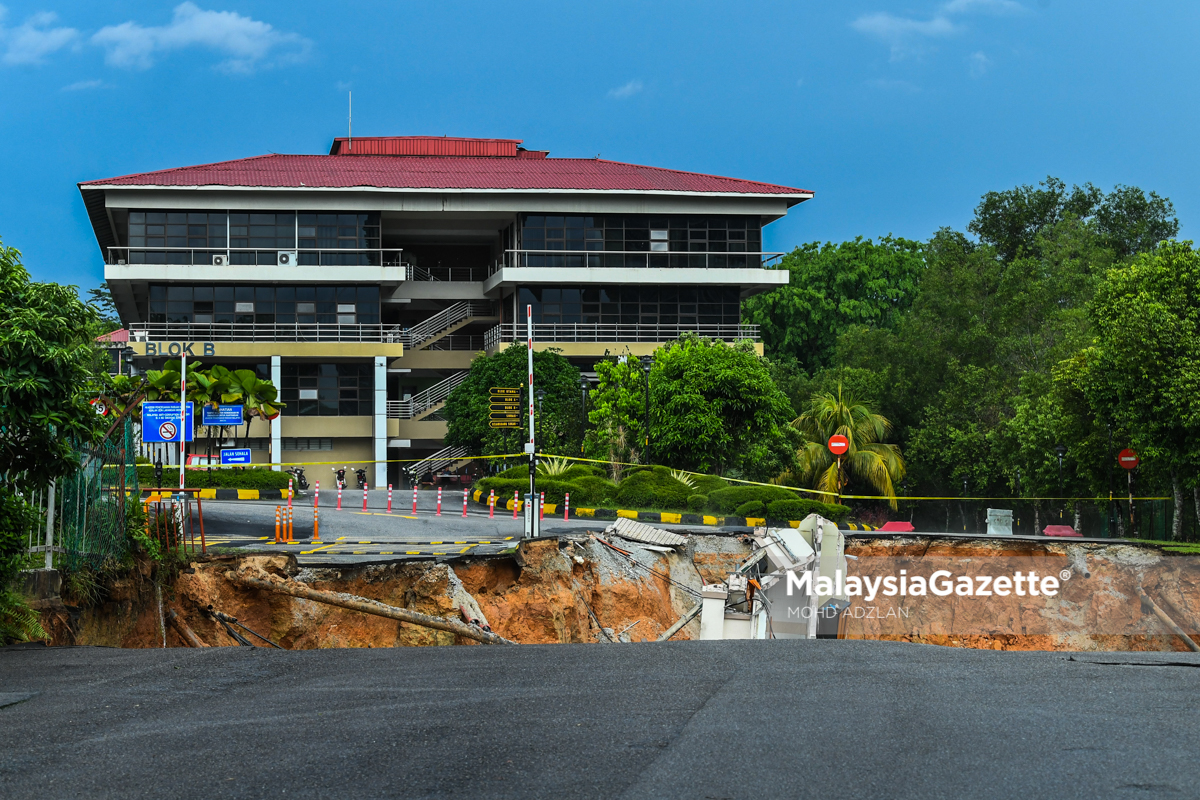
852 0 1025 59
942 0 1025 14
607 79 643 99
968 50 991 76
92 2 310 73
0 7 78 65
62 78 103 91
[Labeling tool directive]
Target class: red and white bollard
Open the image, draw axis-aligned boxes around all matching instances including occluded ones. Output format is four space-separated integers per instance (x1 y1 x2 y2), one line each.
462 488 468 518
436 486 442 516
540 492 545 521
512 489 519 519
412 485 418 515
337 484 343 510
313 481 321 542
362 485 368 512
387 484 393 514
288 478 294 510
564 492 570 521
488 489 495 519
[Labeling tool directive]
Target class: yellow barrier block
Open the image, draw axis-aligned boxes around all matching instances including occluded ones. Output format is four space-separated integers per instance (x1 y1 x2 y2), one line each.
703 515 719 526
237 489 259 500
617 509 638 519
745 517 766 527
660 512 682 524
575 508 595 517
543 503 557 514
789 520 801 528
473 489 482 502
198 489 217 500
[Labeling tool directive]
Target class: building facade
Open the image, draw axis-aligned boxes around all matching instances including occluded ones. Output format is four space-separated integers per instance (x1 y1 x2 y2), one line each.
80 136 811 486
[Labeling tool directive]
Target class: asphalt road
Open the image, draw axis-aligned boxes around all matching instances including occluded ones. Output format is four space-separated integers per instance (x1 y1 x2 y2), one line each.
2 640 1198 799
194 488 708 565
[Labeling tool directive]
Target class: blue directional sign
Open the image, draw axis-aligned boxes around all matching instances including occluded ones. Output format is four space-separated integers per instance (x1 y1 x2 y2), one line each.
141 402 194 443
202 404 244 426
220 448 253 466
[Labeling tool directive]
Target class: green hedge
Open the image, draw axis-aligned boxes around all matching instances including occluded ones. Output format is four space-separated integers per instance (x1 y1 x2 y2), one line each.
765 498 851 522
735 500 765 517
497 463 605 481
687 494 708 512
474 475 617 507
615 467 692 509
688 474 729 494
136 466 293 490
706 485 800 514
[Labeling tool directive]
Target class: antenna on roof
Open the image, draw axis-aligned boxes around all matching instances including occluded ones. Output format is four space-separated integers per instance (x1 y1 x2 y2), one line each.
348 90 352 153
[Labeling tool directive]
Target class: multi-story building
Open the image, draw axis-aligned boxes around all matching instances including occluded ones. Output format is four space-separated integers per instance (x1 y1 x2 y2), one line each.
80 136 811 487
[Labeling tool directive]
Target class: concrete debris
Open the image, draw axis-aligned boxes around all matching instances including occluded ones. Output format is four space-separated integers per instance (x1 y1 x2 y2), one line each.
606 516 688 549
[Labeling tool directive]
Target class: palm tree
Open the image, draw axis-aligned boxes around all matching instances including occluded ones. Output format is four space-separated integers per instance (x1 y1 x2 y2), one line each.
784 383 906 509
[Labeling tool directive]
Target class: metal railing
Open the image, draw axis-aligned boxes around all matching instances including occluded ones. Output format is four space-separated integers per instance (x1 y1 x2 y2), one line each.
399 301 493 349
107 247 408 268
424 335 486 351
406 264 490 282
387 372 469 419
484 322 759 349
129 322 405 343
489 249 785 274
405 445 472 478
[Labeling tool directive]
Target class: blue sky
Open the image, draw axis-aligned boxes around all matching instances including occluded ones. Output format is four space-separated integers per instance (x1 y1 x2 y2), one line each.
1 1 1198 290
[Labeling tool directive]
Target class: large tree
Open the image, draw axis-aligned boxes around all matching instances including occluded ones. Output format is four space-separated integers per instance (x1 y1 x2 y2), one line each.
444 344 583 458
743 236 924 373
644 335 799 481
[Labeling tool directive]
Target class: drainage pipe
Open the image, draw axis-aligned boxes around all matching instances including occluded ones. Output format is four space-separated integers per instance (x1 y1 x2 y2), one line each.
166 609 207 648
1138 587 1200 653
225 571 516 646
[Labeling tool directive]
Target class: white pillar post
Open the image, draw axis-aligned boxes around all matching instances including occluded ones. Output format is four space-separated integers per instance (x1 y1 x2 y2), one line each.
374 356 387 488
43 480 56 570
271 355 282 472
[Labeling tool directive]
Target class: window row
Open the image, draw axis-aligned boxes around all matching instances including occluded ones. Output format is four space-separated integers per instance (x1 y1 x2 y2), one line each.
520 214 762 255
280 363 374 417
516 286 742 326
125 210 381 252
146 285 380 325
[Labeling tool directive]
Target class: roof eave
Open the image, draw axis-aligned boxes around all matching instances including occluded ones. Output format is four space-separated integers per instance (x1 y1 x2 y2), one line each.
89 184 814 200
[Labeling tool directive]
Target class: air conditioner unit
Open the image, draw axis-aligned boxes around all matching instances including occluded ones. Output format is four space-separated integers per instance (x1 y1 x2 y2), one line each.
277 250 298 267
212 254 229 266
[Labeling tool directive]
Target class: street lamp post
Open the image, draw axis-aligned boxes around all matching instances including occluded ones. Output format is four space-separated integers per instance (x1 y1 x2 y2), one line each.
1055 444 1067 521
579 375 589 453
640 355 653 464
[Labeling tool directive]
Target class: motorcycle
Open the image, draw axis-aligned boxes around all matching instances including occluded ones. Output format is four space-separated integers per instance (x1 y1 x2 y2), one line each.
285 466 309 491
332 466 347 490
355 468 368 490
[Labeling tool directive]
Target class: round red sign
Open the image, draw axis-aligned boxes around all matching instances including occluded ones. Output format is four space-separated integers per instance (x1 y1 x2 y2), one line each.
828 434 850 456
1118 448 1140 470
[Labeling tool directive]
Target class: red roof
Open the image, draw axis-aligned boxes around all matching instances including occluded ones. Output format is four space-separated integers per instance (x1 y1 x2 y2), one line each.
80 148 811 196
95 328 129 343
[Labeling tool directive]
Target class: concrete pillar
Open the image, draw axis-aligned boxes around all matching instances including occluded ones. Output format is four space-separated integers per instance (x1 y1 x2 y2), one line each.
270 355 282 472
374 356 387 488
699 584 729 640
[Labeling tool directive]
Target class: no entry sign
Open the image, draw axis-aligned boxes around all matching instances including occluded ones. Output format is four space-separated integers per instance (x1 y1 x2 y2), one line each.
1118 448 1140 470
828 434 850 456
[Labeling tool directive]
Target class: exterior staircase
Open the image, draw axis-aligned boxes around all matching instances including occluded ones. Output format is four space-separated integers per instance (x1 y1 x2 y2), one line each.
392 302 496 350
387 371 468 420
406 445 472 478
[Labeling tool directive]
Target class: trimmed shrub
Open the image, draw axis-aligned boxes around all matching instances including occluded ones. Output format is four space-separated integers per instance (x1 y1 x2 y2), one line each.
136 466 292 490
734 500 765 517
497 463 603 481
765 498 851 523
614 467 692 509
687 494 708 512
473 475 616 507
706 485 799 514
689 474 729 495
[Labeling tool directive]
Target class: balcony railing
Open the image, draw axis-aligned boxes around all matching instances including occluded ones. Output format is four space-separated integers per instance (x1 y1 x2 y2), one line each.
129 322 405 343
489 249 784 275
406 264 490 282
107 247 408 268
484 322 759 350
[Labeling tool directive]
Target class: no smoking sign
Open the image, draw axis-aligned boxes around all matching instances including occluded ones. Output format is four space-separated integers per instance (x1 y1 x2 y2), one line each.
158 421 177 441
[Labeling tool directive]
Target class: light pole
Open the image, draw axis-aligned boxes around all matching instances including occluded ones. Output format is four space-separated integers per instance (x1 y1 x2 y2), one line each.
579 375 589 453
1055 444 1067 521
640 355 653 464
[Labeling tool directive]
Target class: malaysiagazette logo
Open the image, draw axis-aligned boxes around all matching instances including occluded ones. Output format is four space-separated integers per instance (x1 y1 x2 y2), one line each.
786 568 1066 601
